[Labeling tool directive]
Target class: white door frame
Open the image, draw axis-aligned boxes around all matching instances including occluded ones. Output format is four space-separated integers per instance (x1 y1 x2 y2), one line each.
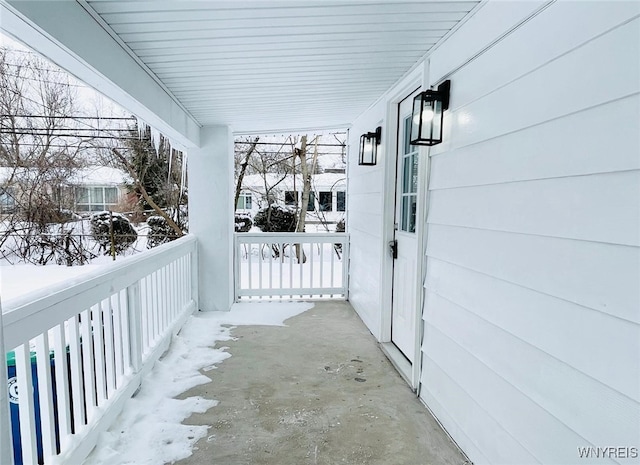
380 64 431 390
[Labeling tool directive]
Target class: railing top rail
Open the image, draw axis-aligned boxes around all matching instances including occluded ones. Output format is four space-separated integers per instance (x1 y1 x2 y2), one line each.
235 232 349 240
2 234 196 325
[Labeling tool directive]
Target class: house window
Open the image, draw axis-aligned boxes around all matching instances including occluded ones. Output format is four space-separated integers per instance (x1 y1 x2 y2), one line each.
236 192 252 210
307 192 315 211
319 191 332 212
0 187 16 213
75 186 119 212
284 191 298 206
336 191 346 212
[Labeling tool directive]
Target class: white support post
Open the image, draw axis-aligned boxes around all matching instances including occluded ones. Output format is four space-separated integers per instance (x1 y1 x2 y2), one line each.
188 125 234 311
0 299 14 465
126 282 143 373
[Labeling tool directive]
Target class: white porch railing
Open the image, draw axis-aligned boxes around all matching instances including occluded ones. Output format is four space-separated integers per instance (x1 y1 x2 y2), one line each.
1 235 198 465
234 232 349 300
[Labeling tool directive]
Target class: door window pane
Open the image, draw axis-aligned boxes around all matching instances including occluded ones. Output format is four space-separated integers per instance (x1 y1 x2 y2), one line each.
408 195 417 233
404 116 412 155
411 154 419 193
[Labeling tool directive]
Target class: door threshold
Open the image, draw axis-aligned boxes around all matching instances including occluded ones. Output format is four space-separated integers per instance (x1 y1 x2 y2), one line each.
380 342 413 388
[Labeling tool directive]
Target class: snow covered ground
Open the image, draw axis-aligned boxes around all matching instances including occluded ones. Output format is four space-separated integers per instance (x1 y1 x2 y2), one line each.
0 263 106 307
82 301 314 465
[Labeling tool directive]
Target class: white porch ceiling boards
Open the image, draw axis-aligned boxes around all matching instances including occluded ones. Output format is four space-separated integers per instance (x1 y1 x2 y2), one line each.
84 1 481 133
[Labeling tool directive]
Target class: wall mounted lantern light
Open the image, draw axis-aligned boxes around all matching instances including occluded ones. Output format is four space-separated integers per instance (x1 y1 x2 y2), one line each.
409 80 451 146
359 126 381 166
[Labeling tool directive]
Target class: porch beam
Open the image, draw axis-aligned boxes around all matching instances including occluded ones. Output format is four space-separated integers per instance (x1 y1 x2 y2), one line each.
1 0 200 148
188 125 234 311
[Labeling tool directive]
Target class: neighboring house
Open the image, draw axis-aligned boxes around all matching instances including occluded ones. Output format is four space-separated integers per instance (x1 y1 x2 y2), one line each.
0 166 130 215
237 171 346 229
65 166 130 213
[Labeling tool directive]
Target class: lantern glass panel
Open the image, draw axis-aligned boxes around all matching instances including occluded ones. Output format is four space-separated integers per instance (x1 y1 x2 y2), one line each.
431 98 443 144
410 94 422 145
359 133 376 165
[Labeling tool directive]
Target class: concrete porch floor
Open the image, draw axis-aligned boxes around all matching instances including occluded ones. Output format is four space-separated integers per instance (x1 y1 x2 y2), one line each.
177 301 466 465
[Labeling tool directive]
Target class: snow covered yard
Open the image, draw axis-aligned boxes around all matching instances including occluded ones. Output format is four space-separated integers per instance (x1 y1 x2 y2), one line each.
0 263 106 305
82 302 314 465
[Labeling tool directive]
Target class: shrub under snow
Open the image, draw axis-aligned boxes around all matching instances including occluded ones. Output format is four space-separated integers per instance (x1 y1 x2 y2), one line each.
234 213 253 232
253 205 296 232
90 211 137 255
147 215 179 248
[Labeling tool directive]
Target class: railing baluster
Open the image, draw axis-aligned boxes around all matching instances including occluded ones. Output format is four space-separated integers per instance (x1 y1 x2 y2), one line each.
320 241 325 297
289 241 293 298
111 293 124 385
269 242 274 298
247 241 252 292
92 303 107 404
35 332 56 461
309 244 315 296
68 314 85 429
127 282 143 374
103 299 116 397
169 261 175 319
141 276 149 354
80 309 97 420
258 242 263 292
15 342 37 464
330 239 336 292
52 322 72 442
342 236 349 298
120 290 132 372
160 267 166 334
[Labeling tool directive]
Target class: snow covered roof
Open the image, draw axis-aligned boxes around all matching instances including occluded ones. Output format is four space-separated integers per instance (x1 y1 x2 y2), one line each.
241 172 346 192
67 166 131 186
0 166 130 186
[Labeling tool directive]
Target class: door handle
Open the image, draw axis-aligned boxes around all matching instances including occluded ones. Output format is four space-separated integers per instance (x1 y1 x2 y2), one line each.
389 240 398 259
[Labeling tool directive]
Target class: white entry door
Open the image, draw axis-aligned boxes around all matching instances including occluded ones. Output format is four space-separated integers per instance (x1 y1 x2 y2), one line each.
391 92 421 363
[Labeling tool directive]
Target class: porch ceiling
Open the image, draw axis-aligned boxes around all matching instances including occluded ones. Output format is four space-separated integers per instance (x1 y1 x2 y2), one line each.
82 0 481 133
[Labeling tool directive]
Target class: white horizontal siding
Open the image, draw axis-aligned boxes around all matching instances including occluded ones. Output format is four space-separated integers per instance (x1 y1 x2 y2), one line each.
429 95 640 189
437 1 640 111
426 224 639 323
422 327 622 465
428 170 640 247
425 258 640 402
419 2 640 464
420 358 529 465
435 16 640 154
425 291 640 447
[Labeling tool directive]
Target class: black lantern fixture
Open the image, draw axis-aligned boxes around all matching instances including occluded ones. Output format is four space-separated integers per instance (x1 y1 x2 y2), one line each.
359 126 381 166
409 80 451 146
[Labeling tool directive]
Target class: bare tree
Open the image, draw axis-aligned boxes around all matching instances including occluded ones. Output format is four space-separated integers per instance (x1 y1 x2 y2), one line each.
105 124 187 238
0 46 93 264
234 136 259 209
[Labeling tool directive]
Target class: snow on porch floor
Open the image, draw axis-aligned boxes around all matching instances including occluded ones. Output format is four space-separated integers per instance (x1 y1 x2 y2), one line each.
173 301 464 465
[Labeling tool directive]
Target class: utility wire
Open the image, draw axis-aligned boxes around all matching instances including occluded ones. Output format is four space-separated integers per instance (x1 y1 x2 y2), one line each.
0 114 134 120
